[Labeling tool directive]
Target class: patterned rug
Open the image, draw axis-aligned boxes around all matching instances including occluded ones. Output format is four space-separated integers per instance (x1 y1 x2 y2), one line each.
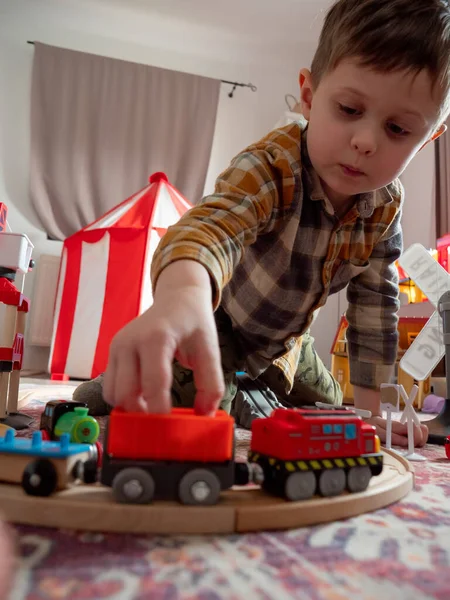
5 395 450 600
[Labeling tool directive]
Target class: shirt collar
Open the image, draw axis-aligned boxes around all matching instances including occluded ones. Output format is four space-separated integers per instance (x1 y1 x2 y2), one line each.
300 120 395 219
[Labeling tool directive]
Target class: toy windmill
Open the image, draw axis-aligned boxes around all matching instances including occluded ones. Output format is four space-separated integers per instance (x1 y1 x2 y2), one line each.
381 383 426 461
398 384 426 461
398 243 450 445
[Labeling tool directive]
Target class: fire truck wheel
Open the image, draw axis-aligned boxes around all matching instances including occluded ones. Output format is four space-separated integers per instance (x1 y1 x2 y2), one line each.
178 469 221 505
347 466 372 493
22 459 58 496
284 471 316 501
112 468 155 504
318 469 346 497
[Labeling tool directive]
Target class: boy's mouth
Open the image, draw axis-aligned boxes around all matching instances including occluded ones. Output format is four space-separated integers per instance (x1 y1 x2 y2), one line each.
340 164 365 177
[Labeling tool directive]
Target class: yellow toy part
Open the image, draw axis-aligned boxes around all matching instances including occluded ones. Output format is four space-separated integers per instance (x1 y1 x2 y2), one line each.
0 423 14 437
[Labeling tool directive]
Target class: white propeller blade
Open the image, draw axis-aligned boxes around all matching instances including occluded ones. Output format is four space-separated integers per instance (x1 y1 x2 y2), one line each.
399 311 444 380
398 243 450 381
399 243 450 306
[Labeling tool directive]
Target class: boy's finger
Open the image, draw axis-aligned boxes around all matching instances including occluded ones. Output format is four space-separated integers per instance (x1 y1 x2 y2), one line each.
390 423 428 448
113 349 141 408
418 423 429 447
103 354 118 406
139 331 175 414
191 338 225 415
389 431 410 447
390 420 408 433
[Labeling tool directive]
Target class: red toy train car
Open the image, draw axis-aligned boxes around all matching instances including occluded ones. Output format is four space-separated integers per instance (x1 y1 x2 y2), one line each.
100 407 235 505
99 404 383 505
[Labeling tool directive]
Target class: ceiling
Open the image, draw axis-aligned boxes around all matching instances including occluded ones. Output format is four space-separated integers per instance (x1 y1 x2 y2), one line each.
90 0 332 45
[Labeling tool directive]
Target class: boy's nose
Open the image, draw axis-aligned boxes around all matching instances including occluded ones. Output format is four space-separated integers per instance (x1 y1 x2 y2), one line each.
351 129 377 156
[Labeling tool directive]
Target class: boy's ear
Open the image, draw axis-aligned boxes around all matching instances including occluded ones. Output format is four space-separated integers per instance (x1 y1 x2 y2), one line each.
418 122 447 152
299 68 314 121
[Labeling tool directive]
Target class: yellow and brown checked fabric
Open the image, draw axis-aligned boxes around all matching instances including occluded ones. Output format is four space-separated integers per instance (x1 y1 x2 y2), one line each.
151 117 403 393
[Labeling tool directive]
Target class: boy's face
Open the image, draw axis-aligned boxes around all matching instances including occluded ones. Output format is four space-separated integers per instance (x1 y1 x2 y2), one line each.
300 58 444 210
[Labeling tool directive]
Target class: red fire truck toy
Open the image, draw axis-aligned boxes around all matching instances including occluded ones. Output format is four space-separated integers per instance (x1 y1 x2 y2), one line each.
100 407 235 505
241 407 383 500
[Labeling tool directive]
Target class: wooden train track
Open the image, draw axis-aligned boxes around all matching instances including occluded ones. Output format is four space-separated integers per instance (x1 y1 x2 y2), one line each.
0 450 413 534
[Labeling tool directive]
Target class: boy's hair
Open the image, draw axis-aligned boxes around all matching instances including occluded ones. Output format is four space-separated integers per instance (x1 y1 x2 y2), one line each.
311 0 450 124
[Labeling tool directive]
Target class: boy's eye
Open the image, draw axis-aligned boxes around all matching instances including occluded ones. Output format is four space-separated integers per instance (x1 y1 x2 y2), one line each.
387 122 409 136
338 103 360 116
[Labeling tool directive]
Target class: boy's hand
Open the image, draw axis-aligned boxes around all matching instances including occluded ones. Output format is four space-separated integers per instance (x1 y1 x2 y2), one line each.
103 260 225 415
364 415 429 448
353 385 429 448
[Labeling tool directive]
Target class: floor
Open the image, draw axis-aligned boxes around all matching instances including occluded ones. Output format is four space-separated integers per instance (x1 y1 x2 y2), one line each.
3 378 450 600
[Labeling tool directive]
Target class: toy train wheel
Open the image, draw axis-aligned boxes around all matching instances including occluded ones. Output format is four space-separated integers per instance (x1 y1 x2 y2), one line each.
22 459 57 497
284 471 316 501
112 468 155 504
178 469 221 505
82 459 98 484
318 469 346 497
347 466 372 493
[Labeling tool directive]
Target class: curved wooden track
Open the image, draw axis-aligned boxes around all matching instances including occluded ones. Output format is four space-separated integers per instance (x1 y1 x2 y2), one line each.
0 450 413 534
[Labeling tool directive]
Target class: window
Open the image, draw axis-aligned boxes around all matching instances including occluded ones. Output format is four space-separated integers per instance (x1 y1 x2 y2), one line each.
323 424 332 434
333 425 343 434
345 424 357 440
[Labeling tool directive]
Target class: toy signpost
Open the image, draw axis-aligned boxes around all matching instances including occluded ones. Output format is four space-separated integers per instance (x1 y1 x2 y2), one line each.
398 243 450 445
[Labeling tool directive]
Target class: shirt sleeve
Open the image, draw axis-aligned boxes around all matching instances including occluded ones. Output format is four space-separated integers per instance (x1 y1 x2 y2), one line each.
346 195 404 390
150 136 298 308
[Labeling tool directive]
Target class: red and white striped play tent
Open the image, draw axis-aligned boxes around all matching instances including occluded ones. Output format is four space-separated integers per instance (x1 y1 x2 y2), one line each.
48 172 192 380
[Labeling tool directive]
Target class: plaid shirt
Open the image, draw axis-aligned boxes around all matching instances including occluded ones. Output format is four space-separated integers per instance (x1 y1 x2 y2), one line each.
151 118 403 392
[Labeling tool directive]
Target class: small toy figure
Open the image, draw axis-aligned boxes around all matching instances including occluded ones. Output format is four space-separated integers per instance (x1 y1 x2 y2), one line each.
0 223 35 430
40 400 100 444
445 436 450 460
40 399 102 466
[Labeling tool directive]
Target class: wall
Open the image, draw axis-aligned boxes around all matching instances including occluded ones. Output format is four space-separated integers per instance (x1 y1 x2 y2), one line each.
401 142 437 250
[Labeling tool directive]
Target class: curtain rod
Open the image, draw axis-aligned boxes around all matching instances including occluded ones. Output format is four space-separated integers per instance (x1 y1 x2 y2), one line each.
27 41 257 97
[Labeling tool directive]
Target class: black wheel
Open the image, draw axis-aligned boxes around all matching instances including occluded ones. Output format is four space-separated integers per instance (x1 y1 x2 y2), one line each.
347 466 372 493
82 459 98 484
284 471 316 501
22 459 58 496
178 469 221 505
112 468 155 504
318 469 346 497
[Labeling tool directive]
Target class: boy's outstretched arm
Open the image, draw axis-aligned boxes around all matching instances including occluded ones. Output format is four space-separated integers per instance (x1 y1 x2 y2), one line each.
346 181 427 448
103 131 300 414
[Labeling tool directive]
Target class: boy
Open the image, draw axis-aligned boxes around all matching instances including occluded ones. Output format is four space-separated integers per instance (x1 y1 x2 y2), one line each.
75 0 449 447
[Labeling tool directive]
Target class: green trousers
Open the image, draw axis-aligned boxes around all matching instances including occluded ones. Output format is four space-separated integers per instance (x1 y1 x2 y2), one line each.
171 308 343 413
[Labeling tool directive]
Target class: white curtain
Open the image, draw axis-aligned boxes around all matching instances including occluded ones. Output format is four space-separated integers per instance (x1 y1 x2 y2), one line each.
30 43 221 240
